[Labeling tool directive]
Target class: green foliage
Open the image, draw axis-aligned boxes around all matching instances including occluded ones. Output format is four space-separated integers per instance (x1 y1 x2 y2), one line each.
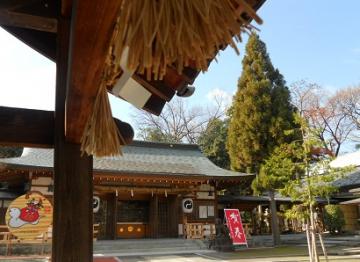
261 113 352 224
0 147 23 158
251 143 301 195
323 204 345 234
198 118 230 169
227 33 297 173
284 204 309 221
139 127 181 143
279 114 350 208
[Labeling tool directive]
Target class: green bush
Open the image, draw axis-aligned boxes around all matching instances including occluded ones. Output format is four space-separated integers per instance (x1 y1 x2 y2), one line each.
324 205 345 234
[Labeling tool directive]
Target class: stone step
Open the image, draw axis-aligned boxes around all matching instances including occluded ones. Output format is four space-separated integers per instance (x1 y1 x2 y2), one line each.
93 239 207 254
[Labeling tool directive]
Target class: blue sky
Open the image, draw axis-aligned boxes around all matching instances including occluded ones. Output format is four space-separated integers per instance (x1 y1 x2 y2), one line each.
0 0 360 133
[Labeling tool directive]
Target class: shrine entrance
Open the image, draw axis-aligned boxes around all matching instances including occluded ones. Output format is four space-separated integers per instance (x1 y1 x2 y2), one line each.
157 200 168 237
117 200 149 238
95 192 179 240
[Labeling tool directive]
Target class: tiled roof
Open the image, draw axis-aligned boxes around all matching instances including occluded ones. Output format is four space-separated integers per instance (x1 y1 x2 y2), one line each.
333 167 360 189
219 194 336 204
330 150 360 190
0 141 251 178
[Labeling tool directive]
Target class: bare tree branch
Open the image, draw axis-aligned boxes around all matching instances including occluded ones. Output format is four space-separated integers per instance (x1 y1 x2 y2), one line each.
132 95 227 143
291 80 356 156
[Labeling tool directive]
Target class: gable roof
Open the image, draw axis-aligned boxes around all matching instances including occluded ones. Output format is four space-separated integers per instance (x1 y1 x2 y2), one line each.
0 141 251 179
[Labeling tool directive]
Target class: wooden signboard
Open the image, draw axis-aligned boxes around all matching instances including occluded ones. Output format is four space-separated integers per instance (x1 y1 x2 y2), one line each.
5 192 53 239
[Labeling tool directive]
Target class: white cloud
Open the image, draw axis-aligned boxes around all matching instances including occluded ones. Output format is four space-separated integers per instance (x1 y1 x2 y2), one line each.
206 88 233 108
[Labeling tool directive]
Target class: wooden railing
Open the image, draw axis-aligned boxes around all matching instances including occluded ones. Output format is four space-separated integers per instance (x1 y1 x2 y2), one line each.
0 224 100 255
184 223 215 239
0 225 51 256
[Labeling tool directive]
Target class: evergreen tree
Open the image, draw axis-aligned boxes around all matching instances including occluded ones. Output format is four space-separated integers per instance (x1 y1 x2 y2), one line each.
227 33 298 246
198 118 230 169
227 33 297 173
140 127 180 143
274 114 350 261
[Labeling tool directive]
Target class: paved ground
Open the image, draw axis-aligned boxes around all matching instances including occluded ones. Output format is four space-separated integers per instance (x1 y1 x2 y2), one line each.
3 234 360 261
113 253 360 262
107 246 360 262
5 246 360 262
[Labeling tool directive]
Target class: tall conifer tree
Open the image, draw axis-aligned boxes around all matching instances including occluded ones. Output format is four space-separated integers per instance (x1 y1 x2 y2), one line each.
227 33 297 246
227 33 296 173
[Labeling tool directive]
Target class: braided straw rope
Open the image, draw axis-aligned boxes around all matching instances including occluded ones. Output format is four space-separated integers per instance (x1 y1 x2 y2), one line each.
81 0 262 156
114 0 262 81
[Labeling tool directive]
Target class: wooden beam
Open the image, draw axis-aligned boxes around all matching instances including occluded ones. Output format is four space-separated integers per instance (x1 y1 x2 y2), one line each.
0 1 38 10
133 74 175 102
143 95 166 116
0 106 54 148
65 1 122 143
168 65 199 86
53 12 93 262
61 0 73 17
0 10 57 32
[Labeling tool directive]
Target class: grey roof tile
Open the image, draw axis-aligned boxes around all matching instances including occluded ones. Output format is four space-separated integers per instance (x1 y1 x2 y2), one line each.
0 141 250 178
333 167 360 188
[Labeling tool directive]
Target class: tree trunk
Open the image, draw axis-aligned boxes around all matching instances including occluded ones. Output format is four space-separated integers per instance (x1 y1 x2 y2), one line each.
318 233 328 262
309 204 319 262
305 222 313 262
268 190 281 246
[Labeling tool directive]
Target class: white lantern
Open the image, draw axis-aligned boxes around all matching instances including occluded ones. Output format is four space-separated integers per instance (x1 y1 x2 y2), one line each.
93 196 100 213
182 198 193 213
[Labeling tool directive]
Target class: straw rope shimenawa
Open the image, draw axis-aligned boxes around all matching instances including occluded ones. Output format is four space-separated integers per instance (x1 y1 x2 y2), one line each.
81 0 263 157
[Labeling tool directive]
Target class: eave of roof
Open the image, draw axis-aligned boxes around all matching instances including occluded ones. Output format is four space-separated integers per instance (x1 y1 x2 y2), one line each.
333 167 360 190
0 141 253 181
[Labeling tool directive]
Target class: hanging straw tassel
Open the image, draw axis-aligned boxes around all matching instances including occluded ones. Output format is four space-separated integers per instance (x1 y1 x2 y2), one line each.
80 83 122 157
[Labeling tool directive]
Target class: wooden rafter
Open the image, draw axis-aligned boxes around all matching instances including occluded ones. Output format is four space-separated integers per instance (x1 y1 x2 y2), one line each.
0 10 57 32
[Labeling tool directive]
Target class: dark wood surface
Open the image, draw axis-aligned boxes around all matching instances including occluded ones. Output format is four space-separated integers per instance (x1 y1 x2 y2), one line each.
149 195 159 238
0 106 54 148
133 74 175 102
52 11 93 261
0 10 57 32
65 0 122 143
143 95 166 116
168 196 179 237
105 193 117 240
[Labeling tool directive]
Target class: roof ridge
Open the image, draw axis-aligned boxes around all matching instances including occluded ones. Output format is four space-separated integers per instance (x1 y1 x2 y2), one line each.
130 140 200 150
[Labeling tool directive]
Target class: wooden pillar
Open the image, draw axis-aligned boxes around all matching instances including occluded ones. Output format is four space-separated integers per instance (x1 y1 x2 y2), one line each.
105 193 117 240
167 196 179 237
214 187 219 220
149 194 159 238
52 14 93 261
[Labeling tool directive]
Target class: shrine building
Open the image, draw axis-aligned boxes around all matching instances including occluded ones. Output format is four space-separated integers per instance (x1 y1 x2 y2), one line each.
0 141 253 239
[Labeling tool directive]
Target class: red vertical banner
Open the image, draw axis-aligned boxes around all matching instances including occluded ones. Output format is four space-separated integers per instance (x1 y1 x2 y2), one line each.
224 209 247 245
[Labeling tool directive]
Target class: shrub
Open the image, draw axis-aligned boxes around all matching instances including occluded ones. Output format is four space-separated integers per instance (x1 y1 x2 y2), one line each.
324 205 345 234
